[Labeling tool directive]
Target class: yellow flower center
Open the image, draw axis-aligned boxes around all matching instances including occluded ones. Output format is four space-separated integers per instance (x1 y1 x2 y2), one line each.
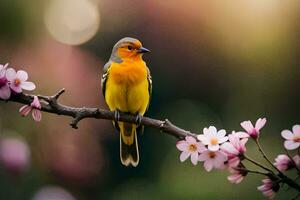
188 144 197 152
293 136 300 142
209 152 216 158
14 78 21 86
210 137 218 145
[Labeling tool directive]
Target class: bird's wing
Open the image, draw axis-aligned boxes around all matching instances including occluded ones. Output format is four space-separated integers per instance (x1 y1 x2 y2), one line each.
146 67 152 110
101 61 111 98
137 67 152 135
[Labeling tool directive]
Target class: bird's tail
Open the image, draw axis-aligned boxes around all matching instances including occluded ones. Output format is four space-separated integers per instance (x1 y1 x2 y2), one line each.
119 122 139 167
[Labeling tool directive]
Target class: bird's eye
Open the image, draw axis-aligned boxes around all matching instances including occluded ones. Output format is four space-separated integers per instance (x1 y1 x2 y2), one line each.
127 45 133 50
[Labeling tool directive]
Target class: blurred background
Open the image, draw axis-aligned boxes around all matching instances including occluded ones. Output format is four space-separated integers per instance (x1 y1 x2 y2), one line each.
0 0 299 199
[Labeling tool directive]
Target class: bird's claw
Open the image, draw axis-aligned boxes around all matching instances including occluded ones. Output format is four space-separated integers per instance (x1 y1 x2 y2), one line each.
135 113 142 125
114 110 121 121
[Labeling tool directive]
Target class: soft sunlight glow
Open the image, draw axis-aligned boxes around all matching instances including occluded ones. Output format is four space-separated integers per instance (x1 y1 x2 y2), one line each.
44 0 100 45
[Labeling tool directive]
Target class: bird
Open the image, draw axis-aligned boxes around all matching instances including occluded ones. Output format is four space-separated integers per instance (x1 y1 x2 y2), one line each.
101 37 152 167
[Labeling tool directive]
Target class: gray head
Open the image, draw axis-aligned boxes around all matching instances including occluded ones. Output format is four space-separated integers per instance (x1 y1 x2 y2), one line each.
109 37 150 62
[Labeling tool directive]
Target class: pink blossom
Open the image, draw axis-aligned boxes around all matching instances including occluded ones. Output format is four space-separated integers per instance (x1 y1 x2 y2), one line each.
257 178 279 199
176 136 205 165
19 96 42 122
198 149 228 172
281 125 300 150
226 156 240 168
0 63 11 100
227 167 247 184
221 133 248 167
293 155 300 167
231 131 249 139
0 79 11 100
0 63 8 78
0 137 31 174
197 126 228 152
6 68 35 93
240 118 267 139
276 155 300 170
221 133 248 156
274 154 293 171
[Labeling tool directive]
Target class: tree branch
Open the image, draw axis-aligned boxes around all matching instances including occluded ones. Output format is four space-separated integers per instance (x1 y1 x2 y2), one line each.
1 88 197 139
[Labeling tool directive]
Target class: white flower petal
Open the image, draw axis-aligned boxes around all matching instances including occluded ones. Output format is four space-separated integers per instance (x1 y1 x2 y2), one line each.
197 134 205 141
0 67 6 77
5 68 16 81
208 144 220 152
198 151 209 161
176 141 189 151
284 141 300 150
228 174 243 184
255 118 267 130
221 142 239 155
204 160 213 172
227 174 237 182
186 136 196 144
240 120 254 133
208 126 217 135
292 125 300 136
196 142 206 153
21 81 36 91
19 105 32 116
281 130 293 140
240 138 248 147
233 131 249 138
217 129 226 137
235 176 244 184
203 127 210 136
213 157 225 169
191 152 198 165
180 151 190 162
257 185 267 191
31 96 41 109
10 84 22 93
16 70 28 81
228 134 239 146
293 155 300 167
197 135 209 145
32 109 42 122
227 157 240 168
218 136 228 144
0 84 11 100
216 151 228 161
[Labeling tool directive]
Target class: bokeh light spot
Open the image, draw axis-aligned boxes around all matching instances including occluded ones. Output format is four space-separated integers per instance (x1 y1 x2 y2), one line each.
44 0 100 45
32 186 76 200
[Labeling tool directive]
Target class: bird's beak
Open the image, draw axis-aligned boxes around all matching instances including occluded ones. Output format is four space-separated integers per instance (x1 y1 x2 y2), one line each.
137 46 150 53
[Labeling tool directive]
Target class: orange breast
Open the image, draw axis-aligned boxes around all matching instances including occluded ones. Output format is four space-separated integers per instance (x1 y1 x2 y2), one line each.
110 61 147 85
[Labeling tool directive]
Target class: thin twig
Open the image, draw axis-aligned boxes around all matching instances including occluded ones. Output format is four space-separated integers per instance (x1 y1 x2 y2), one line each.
244 155 274 173
254 139 282 173
234 167 270 176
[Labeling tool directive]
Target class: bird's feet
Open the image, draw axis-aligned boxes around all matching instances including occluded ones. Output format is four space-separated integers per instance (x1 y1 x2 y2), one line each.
135 113 143 125
114 110 142 125
114 110 121 121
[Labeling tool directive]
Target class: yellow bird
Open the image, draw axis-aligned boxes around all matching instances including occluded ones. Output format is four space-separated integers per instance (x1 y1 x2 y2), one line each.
101 37 152 167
